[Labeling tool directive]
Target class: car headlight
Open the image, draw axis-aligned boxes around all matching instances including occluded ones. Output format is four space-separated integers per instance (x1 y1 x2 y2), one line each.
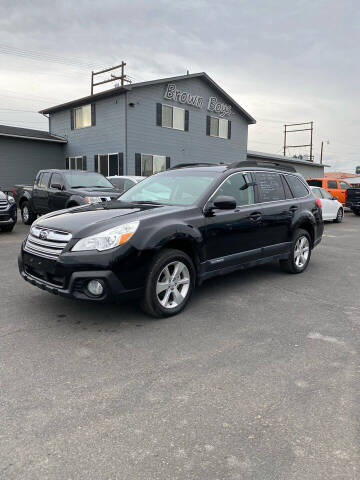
85 196 102 204
71 221 140 252
7 195 15 204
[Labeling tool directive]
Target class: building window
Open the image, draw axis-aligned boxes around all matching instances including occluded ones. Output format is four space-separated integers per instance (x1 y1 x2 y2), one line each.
135 153 169 177
66 156 87 170
94 153 123 177
71 104 95 129
208 116 230 139
157 103 188 131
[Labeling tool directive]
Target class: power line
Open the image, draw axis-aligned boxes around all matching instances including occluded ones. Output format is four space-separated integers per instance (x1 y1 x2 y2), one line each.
0 43 98 69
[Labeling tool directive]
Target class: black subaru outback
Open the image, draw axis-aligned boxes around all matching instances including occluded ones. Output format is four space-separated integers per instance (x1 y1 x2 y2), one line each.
18 161 323 317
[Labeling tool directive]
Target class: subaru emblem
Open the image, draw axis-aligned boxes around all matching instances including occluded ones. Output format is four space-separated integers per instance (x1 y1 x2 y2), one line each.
39 230 48 240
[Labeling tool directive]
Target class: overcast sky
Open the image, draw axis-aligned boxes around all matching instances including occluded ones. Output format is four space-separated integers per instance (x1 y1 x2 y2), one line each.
0 0 359 172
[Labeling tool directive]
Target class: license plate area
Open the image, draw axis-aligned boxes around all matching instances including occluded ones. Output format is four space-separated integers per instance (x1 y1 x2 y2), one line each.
23 252 56 274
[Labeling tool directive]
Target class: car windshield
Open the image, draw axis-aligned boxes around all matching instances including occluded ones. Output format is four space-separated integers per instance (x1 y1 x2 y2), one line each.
65 173 114 189
119 170 218 205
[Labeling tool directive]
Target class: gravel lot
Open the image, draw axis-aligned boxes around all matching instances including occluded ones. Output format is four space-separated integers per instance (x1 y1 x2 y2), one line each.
1 214 359 480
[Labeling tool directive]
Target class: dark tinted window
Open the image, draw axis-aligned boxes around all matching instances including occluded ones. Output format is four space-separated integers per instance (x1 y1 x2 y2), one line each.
307 179 322 187
40 172 51 189
50 173 64 188
286 175 309 198
327 180 338 189
255 172 285 202
212 173 255 206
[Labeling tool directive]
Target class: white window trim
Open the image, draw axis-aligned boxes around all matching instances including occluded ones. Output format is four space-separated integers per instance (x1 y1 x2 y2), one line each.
95 153 119 177
68 156 84 170
161 103 185 131
141 153 167 176
74 104 92 129
209 115 229 139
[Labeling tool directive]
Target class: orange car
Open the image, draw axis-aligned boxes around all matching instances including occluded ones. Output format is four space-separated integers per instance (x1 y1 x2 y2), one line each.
307 178 351 205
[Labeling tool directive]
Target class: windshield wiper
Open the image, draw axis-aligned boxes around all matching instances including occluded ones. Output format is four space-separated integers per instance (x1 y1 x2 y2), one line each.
71 185 86 188
129 200 164 205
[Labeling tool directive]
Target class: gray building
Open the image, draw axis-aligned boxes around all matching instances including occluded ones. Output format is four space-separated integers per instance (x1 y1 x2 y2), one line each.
0 72 325 190
0 125 66 191
40 72 255 177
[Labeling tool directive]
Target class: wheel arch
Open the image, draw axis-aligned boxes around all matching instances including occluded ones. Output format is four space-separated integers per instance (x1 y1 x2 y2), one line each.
295 219 315 247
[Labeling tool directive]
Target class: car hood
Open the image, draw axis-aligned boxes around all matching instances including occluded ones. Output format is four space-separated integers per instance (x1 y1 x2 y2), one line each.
33 201 184 238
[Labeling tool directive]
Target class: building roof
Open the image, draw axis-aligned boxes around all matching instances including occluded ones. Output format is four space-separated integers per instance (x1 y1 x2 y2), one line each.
247 150 329 168
39 72 256 124
0 124 67 143
324 171 358 179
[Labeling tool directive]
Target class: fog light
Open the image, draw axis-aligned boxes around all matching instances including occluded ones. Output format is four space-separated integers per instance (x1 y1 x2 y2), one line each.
87 279 104 296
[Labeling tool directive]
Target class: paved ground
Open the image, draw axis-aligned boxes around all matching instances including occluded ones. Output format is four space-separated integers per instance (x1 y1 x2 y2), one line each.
1 214 359 480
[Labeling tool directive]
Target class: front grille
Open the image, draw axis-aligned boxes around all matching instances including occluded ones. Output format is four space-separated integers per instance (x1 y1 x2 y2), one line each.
24 226 72 260
0 200 8 211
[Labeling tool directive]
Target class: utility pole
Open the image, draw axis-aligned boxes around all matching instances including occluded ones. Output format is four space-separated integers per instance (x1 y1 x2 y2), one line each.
283 121 314 161
320 141 323 164
91 61 130 95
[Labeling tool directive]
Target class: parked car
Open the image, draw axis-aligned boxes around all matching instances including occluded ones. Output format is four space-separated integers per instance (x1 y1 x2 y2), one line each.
18 161 323 317
345 188 360 216
306 177 360 206
310 186 344 222
13 170 122 225
107 175 145 192
0 190 17 232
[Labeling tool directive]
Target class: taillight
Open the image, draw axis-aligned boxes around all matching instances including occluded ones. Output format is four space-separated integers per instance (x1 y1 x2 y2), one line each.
315 198 322 208
12 187 15 196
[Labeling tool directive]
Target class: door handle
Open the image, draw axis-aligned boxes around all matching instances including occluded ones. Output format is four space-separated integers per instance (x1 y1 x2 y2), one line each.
289 206 298 213
249 212 262 222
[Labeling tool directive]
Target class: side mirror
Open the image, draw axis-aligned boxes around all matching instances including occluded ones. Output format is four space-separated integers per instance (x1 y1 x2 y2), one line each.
51 183 62 190
213 195 237 210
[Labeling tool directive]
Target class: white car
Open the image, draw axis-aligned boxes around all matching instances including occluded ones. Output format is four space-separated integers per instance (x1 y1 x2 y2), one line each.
310 186 344 222
107 175 145 193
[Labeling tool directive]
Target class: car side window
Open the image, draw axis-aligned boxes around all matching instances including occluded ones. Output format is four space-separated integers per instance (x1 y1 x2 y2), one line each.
285 175 309 198
212 173 255 206
312 188 322 199
254 172 285 202
50 173 64 189
327 180 338 189
39 172 51 189
35 173 43 186
339 181 349 190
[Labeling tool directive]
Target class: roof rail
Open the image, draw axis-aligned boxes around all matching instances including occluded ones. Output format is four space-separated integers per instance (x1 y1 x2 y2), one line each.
170 162 222 170
228 160 297 173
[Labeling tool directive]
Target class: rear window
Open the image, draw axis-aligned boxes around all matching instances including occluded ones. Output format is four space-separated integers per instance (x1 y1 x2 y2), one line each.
254 172 285 202
307 179 322 187
327 180 338 189
285 175 309 198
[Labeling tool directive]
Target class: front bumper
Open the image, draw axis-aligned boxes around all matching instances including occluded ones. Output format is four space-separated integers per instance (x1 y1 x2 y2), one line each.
18 250 144 302
0 204 17 225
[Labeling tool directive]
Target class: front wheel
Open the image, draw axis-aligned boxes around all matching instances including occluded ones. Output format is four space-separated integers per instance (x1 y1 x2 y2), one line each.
280 229 312 274
333 208 344 223
21 201 36 225
141 249 195 318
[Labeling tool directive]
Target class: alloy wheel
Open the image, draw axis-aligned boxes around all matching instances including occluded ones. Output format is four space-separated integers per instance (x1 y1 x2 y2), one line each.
22 206 29 223
156 261 190 309
294 236 310 268
337 209 343 221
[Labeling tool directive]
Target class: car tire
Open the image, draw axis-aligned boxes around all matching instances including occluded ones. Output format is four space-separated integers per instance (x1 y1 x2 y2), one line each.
141 248 195 318
280 228 312 274
1 224 14 232
21 201 36 225
333 208 344 223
